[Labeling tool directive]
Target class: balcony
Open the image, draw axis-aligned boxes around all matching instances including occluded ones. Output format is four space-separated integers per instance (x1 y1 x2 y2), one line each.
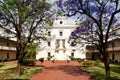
107 47 120 51
0 46 16 51
86 46 120 53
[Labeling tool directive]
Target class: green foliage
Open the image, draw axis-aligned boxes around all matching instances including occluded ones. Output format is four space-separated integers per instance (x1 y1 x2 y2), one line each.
24 43 39 59
21 59 35 66
68 56 85 62
47 55 54 61
79 63 120 80
0 64 4 67
76 58 85 63
0 61 44 79
38 58 44 63
69 56 75 61
83 60 94 66
95 59 101 66
57 11 63 15
19 67 44 79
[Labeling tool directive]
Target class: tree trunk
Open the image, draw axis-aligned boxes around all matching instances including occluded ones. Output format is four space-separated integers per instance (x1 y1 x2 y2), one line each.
16 59 22 76
16 46 26 76
103 52 110 78
104 61 110 77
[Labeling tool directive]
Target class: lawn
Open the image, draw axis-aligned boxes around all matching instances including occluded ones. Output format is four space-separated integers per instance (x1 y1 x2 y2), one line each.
78 62 120 80
0 61 44 79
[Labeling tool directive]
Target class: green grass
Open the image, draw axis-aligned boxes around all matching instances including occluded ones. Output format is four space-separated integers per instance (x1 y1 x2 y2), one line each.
78 62 120 80
0 61 44 79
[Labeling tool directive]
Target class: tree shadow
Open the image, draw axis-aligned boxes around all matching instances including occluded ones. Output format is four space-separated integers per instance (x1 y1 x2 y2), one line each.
0 64 4 67
46 65 94 80
79 66 120 80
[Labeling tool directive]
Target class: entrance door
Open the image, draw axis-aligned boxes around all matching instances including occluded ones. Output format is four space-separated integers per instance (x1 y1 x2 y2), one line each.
55 51 66 60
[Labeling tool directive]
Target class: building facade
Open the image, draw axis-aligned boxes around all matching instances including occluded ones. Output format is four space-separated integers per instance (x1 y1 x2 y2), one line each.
86 28 120 62
0 26 16 62
0 37 16 62
36 16 86 60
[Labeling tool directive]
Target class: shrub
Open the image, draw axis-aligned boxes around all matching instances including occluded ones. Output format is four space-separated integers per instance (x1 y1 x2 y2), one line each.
38 58 44 66
47 57 51 61
76 58 85 63
21 59 35 66
47 56 54 61
69 56 75 61
95 59 101 66
39 58 44 62
83 60 93 66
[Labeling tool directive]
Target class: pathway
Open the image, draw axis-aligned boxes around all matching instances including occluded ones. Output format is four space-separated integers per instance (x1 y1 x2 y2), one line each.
30 61 94 80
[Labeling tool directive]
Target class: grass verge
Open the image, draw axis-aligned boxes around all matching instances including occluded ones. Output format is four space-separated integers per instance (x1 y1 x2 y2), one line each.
0 61 44 79
78 63 120 80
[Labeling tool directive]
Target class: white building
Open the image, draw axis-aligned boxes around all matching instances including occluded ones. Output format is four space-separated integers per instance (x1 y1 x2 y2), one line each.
36 16 86 60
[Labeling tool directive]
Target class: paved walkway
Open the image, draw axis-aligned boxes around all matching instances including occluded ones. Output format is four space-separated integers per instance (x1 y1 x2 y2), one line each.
30 61 94 80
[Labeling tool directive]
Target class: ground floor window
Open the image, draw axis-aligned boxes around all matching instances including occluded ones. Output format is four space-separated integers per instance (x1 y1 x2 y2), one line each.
112 53 115 61
48 52 51 57
7 53 9 59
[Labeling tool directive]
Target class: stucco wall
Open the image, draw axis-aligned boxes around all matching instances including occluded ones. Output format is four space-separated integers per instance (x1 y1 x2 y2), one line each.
0 50 16 61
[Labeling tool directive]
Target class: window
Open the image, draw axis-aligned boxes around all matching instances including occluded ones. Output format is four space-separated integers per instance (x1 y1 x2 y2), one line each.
48 42 51 46
7 42 10 46
59 31 63 36
60 21 63 24
56 39 60 47
7 53 9 59
71 53 74 57
48 52 51 57
48 31 51 36
112 54 115 60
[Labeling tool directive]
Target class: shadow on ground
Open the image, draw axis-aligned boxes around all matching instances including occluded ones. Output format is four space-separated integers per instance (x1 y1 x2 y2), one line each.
46 65 94 80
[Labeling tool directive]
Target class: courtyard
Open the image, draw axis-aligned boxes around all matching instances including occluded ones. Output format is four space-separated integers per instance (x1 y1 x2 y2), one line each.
0 0 120 79
0 60 120 80
30 60 94 80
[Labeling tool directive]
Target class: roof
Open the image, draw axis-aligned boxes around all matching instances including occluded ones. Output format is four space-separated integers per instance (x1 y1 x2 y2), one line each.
53 16 79 29
0 36 16 43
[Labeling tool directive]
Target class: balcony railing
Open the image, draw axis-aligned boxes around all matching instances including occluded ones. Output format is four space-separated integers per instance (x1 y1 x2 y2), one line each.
86 46 120 52
0 46 16 51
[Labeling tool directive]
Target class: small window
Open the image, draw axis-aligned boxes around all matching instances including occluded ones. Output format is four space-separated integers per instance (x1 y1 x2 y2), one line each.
7 42 10 46
48 52 51 57
59 31 63 36
60 21 63 24
48 31 51 36
71 53 74 57
48 42 51 46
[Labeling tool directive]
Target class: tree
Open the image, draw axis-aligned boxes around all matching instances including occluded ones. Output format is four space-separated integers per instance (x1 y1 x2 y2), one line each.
0 0 54 76
24 43 39 59
56 0 120 78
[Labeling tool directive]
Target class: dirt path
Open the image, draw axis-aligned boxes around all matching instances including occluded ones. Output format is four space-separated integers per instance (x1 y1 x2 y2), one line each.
30 61 94 80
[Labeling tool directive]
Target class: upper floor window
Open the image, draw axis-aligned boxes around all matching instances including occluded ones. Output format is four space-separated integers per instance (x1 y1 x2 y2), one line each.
7 42 10 46
59 31 63 36
60 21 63 24
48 42 51 46
48 31 51 36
